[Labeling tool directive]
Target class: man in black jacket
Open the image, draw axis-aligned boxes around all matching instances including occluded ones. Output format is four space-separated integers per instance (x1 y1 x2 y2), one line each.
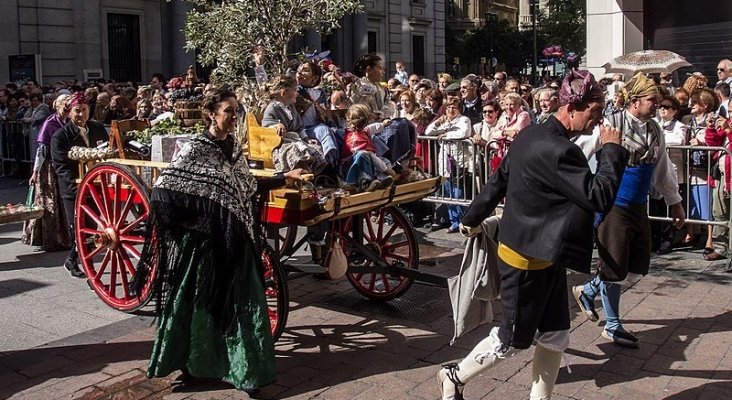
437 70 629 400
51 93 109 278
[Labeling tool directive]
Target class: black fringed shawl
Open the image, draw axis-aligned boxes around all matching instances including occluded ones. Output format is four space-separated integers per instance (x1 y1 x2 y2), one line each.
135 132 282 331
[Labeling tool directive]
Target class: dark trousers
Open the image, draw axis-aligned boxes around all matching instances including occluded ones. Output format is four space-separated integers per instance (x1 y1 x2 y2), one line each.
61 197 78 263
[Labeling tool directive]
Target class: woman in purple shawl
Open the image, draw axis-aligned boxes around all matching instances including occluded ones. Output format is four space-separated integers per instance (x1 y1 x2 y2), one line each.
22 94 72 251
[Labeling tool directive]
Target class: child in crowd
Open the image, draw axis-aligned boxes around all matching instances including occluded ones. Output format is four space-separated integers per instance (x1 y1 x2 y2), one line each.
342 103 397 191
394 61 409 86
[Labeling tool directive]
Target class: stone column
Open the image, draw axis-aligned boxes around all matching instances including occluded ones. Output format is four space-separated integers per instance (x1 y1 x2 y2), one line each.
352 1 368 58
585 0 644 78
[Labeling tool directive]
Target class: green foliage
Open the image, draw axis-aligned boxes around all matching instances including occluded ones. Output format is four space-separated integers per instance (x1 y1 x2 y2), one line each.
538 0 586 58
447 19 544 74
182 0 363 85
129 118 205 145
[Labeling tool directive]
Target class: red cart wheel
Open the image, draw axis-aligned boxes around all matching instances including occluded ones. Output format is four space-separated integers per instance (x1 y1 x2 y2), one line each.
327 206 419 301
267 224 297 258
262 245 288 340
75 163 156 312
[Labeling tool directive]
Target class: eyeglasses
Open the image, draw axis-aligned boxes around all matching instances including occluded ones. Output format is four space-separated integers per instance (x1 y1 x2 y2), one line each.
718 68 727 72
520 88 529 93
483 109 496 114
659 104 675 110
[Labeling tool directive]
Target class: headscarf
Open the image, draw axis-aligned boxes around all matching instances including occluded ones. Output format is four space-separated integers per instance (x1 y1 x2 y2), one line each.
68 92 87 108
623 72 658 100
558 69 604 107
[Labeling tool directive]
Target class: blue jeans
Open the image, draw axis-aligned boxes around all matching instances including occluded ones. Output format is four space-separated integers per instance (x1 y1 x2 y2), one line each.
304 124 338 166
444 180 465 229
583 274 623 332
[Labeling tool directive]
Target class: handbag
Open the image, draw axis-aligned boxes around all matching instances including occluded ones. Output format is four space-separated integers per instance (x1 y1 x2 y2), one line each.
326 241 348 279
26 185 35 208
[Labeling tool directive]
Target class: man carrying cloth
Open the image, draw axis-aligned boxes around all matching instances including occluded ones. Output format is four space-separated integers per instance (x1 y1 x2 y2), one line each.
437 70 629 400
572 72 685 348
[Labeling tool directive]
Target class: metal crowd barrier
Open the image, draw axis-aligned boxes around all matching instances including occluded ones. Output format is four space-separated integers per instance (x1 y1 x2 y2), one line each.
416 135 491 207
0 121 32 175
416 137 732 253
649 144 732 253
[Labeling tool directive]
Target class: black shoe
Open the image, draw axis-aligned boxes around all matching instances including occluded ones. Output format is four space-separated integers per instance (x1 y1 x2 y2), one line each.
602 328 638 348
656 240 673 255
429 222 449 232
64 258 86 278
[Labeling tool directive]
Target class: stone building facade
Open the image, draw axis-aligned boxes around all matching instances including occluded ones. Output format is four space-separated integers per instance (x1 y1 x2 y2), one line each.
586 0 732 81
0 0 195 84
0 0 449 84
301 0 447 80
446 0 520 30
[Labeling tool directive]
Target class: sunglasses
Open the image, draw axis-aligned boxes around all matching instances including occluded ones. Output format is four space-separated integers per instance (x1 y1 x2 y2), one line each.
718 68 727 72
659 104 675 110
483 109 496 114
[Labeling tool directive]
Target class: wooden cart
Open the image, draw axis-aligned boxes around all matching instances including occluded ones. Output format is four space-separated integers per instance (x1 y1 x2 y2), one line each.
73 115 442 340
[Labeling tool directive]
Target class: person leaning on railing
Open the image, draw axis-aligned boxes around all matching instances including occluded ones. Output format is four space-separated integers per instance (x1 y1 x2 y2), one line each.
652 95 688 254
682 88 720 260
705 115 732 263
424 97 474 233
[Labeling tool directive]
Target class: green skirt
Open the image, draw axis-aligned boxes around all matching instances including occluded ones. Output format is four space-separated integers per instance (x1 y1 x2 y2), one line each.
147 232 276 390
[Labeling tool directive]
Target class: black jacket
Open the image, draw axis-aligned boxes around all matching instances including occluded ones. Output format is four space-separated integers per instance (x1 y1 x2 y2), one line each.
462 116 629 272
51 120 109 200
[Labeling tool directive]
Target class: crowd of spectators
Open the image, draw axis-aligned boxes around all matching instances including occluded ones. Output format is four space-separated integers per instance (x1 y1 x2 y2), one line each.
3 56 731 244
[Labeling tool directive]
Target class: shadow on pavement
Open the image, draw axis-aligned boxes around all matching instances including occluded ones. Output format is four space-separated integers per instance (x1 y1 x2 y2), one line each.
0 278 49 298
0 250 67 271
558 310 732 388
0 340 153 399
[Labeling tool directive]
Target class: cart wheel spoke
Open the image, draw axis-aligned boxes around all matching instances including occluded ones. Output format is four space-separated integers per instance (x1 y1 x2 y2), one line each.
99 173 112 224
121 243 142 260
382 240 408 253
344 207 418 301
109 252 118 298
365 214 377 241
377 210 385 239
80 205 107 228
379 224 399 243
116 188 135 228
120 234 145 244
76 163 156 312
94 250 112 281
86 182 110 225
381 274 393 292
113 173 121 226
83 242 107 261
119 214 148 235
116 252 131 299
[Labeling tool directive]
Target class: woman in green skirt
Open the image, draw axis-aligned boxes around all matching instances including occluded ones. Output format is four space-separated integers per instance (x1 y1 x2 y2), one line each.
136 88 303 392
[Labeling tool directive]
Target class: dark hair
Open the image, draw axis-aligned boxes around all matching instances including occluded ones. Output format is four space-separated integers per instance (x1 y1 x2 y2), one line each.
690 88 719 112
482 99 502 115
151 73 166 83
659 95 681 111
715 82 731 98
299 61 323 80
354 54 382 77
444 98 462 109
29 93 42 102
202 88 237 127
266 74 297 97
